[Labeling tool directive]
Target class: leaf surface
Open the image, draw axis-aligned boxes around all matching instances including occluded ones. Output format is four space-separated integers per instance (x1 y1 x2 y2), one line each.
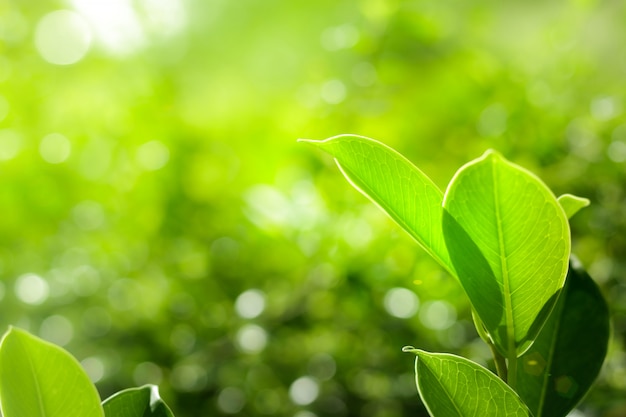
0 327 104 417
299 135 453 274
442 150 570 357
407 349 531 416
515 261 610 417
103 385 175 417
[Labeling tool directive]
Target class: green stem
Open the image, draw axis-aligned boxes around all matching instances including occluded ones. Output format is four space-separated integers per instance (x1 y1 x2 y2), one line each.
508 353 518 389
489 343 508 382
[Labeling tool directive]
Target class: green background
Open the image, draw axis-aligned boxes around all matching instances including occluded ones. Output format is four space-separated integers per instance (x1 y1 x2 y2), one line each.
1 0 625 416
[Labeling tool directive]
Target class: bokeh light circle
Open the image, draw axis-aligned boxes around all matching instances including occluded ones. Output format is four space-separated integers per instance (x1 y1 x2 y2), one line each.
40 133 71 163
15 273 49 305
218 387 246 414
289 376 319 405
383 287 420 319
81 357 105 383
34 10 92 65
235 324 268 353
419 300 457 330
40 315 74 346
235 289 266 319
136 140 170 170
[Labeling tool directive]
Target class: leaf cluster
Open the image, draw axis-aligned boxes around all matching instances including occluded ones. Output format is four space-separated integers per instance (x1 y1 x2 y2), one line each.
303 135 610 417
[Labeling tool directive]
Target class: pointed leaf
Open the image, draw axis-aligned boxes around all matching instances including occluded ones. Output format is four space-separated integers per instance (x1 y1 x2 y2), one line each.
515 261 610 417
442 150 570 357
300 135 454 274
406 349 531 416
557 194 590 219
103 385 175 417
0 327 104 417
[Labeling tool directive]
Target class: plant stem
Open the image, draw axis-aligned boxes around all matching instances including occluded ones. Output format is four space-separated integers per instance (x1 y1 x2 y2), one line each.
489 344 508 382
507 353 518 389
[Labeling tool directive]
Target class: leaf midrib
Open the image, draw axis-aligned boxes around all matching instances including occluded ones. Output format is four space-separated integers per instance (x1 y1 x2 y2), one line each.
536 289 566 416
419 356 464 417
492 159 516 358
337 161 453 275
20 335 47 417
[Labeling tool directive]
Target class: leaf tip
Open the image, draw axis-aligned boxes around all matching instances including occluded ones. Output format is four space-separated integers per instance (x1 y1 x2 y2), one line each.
297 137 334 149
2 325 20 342
402 346 419 354
557 193 591 219
481 148 504 160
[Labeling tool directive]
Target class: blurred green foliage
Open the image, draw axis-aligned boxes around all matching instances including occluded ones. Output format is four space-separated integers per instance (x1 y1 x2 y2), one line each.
0 0 625 416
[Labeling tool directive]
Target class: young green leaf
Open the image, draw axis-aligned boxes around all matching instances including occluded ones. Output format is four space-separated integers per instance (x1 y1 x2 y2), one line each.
515 260 610 417
557 194 590 219
0 327 104 417
299 135 454 275
442 150 570 360
404 348 531 416
102 385 175 417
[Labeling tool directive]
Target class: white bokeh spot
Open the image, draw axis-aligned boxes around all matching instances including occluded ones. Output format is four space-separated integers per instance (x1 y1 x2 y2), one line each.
35 10 92 65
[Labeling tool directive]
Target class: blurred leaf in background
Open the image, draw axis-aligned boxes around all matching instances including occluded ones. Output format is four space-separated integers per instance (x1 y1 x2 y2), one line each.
0 0 625 416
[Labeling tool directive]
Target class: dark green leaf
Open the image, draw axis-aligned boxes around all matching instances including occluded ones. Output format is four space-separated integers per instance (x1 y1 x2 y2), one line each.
515 261 610 417
102 385 175 417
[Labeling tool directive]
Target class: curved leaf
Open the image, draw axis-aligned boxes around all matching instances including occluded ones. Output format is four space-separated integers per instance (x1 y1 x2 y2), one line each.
557 194 590 219
442 150 570 358
0 327 104 417
103 385 175 417
299 135 453 275
515 260 610 417
405 348 531 417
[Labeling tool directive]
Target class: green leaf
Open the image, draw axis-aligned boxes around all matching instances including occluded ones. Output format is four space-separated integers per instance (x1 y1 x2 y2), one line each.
103 385 175 417
442 150 570 358
0 327 104 417
299 135 453 274
404 348 531 416
557 194 590 219
515 260 610 417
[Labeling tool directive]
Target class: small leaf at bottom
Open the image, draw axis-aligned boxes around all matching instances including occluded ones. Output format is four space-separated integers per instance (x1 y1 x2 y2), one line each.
410 349 531 417
0 327 104 417
102 385 175 417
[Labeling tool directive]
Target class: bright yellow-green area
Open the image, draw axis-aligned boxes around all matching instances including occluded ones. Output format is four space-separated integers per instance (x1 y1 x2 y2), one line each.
0 1 624 416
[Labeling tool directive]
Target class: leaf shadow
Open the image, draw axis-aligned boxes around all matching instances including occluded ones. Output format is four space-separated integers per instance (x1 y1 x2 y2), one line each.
442 210 504 342
518 288 562 355
442 209 562 355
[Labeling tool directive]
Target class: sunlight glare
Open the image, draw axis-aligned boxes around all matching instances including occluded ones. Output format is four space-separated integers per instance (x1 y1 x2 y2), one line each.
72 0 145 55
71 0 187 56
